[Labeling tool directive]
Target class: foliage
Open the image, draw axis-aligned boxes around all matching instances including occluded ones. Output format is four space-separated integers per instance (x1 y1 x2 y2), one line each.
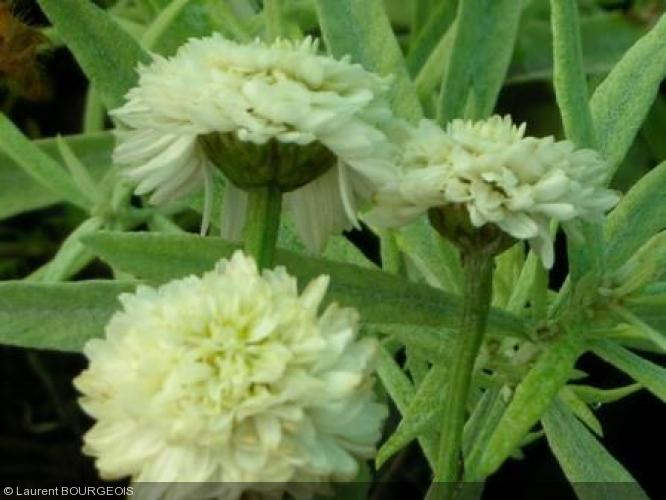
0 0 664 497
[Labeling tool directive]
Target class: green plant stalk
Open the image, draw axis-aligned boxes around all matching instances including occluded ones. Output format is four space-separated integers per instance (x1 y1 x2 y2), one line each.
83 85 105 133
264 0 286 40
433 250 494 493
242 184 282 269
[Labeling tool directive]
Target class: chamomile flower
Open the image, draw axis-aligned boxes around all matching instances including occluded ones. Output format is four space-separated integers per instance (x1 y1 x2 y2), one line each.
75 251 386 499
112 34 398 252
366 116 619 267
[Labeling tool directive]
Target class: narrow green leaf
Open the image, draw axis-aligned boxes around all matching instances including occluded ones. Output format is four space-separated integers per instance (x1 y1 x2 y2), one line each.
375 343 440 468
414 26 454 111
0 132 114 220
376 364 445 467
612 307 666 353
376 228 406 276
394 217 463 294
406 0 458 76
549 0 596 147
493 244 525 309
463 387 509 479
314 0 422 121
571 383 642 405
548 2 605 287
437 0 523 122
376 344 414 414
80 231 529 337
591 339 666 402
0 281 136 352
477 331 583 477
605 161 666 270
33 217 104 283
56 136 101 204
37 0 150 109
0 115 88 210
506 252 539 314
559 386 603 436
542 398 648 499
404 348 429 387
611 231 666 297
590 15 666 174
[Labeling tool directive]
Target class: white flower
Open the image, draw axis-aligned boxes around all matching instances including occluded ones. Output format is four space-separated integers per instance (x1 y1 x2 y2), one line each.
366 116 619 267
74 251 386 500
112 34 398 252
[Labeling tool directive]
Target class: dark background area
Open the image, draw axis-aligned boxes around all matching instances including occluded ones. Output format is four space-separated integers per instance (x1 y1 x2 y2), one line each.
0 1 664 498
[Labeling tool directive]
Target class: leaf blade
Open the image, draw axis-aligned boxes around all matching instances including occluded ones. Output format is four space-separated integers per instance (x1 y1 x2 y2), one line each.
476 330 583 478
590 14 666 174
542 398 648 499
591 339 666 402
0 114 88 210
0 281 136 352
37 0 150 109
80 231 528 338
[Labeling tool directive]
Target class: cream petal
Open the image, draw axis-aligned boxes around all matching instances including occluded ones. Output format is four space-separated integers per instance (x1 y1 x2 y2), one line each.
286 167 352 253
220 182 248 242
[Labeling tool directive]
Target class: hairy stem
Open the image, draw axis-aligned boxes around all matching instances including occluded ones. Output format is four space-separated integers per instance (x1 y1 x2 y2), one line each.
242 184 282 269
432 250 494 496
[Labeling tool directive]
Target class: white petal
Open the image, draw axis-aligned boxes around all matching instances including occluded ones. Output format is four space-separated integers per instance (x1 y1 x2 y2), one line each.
221 182 248 242
498 212 539 239
286 167 353 253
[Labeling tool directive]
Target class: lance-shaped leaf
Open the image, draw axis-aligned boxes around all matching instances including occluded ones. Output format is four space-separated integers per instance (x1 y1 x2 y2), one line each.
605 161 666 270
549 0 595 147
463 387 508 479
80 231 528 338
437 0 523 122
476 331 583 478
37 0 150 109
542 398 648 499
590 14 666 175
376 363 445 468
591 339 666 402
0 132 114 220
549 0 604 284
0 281 136 352
406 0 458 76
0 115 88 210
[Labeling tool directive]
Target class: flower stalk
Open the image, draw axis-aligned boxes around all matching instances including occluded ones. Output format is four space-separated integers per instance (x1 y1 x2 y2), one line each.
242 183 282 269
433 249 494 496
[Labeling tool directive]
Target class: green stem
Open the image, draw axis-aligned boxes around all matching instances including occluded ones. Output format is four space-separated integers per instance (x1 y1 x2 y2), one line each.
378 228 406 276
83 85 105 133
264 0 286 40
431 250 494 497
242 184 282 269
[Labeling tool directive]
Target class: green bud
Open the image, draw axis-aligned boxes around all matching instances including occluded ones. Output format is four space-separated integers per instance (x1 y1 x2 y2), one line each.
427 203 515 256
201 133 335 192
